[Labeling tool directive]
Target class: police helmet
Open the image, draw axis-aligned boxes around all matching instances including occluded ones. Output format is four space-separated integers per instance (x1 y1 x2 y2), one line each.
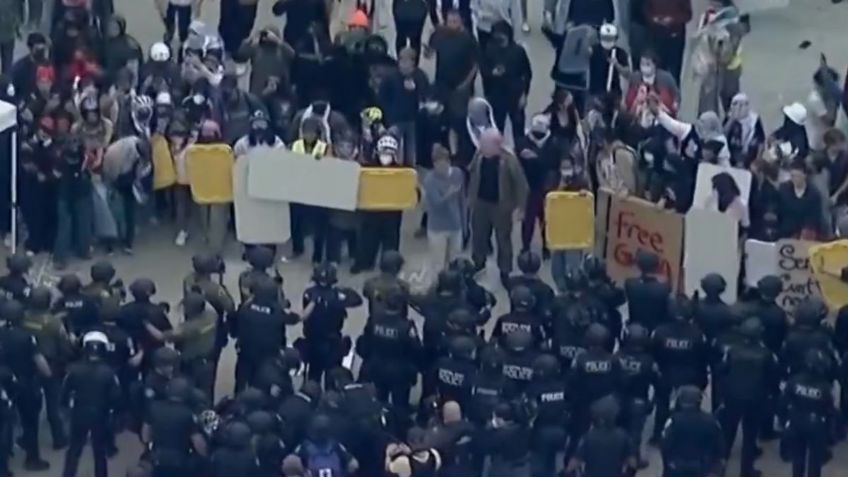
756 275 783 300
57 274 82 294
382 284 407 315
246 246 275 270
192 253 220 275
237 388 268 413
309 413 333 439
591 395 620 423
532 353 561 378
223 421 253 449
90 260 116 283
379 251 405 275
509 285 536 312
246 410 276 434
6 253 32 274
447 308 476 331
152 347 180 368
738 317 764 341
251 277 279 303
504 329 534 352
675 385 703 409
517 251 542 274
582 254 606 280
183 292 206 318
436 270 463 295
700 273 727 296
282 347 303 373
448 335 477 360
312 262 338 287
794 298 827 326
668 294 694 321
82 331 110 356
584 323 610 348
0 300 24 324
129 278 157 300
166 377 194 403
28 286 52 311
479 345 505 371
635 250 659 274
563 269 588 293
448 257 476 278
623 323 650 349
804 349 830 376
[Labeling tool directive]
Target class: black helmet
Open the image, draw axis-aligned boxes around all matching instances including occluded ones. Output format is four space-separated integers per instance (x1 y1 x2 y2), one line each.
237 388 268 414
504 329 533 352
82 331 110 357
28 286 52 311
591 395 620 424
563 269 588 293
223 421 253 449
152 347 180 368
623 323 650 349
447 308 476 331
379 251 405 275
183 292 206 318
99 297 121 322
130 278 157 300
756 275 782 300
479 344 505 371
57 274 82 294
312 263 338 287
509 285 536 312
794 298 827 326
669 294 694 321
6 253 31 274
532 353 561 378
804 349 830 376
675 385 703 409
584 323 610 348
448 335 477 359
192 253 220 275
247 246 275 270
700 273 726 296
166 377 194 403
738 317 763 341
582 254 606 280
435 270 463 295
251 277 279 304
382 284 407 315
517 251 542 274
90 260 116 282
635 250 659 274
246 410 276 434
0 300 24 324
448 257 476 278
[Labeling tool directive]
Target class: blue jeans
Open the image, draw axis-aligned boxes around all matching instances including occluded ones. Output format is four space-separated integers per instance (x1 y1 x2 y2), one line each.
54 193 93 263
550 249 585 292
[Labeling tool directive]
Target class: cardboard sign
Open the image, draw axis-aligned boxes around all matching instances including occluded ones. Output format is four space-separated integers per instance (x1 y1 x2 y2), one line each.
594 188 613 256
248 148 361 211
545 191 595 250
775 240 822 312
809 240 848 310
692 163 753 209
604 195 684 288
684 208 740 302
186 144 235 204
744 239 780 288
233 157 291 244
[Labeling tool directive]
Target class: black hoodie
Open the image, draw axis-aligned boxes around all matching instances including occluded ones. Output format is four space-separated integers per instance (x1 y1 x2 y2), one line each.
101 15 143 79
480 22 532 105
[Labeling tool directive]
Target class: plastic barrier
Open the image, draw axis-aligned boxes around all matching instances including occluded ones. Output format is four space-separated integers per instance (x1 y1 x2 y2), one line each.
187 144 235 204
357 167 418 211
544 191 595 250
810 240 848 310
151 134 176 190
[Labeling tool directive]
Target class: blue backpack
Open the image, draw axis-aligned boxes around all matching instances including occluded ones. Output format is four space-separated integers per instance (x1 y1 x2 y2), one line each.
302 441 344 477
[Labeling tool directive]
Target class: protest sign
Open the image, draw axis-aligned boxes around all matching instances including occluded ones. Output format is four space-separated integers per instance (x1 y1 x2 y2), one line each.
358 167 418 210
604 195 684 288
775 240 822 312
809 240 848 310
594 188 613 256
692 163 753 209
744 239 780 288
233 157 291 244
545 191 595 250
684 209 740 302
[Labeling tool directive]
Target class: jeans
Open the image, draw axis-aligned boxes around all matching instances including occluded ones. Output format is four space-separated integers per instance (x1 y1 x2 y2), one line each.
54 193 94 263
550 249 585 291
428 229 462 277
164 4 192 43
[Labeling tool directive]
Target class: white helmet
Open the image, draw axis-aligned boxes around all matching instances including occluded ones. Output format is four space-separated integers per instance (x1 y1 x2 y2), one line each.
376 135 400 152
155 91 172 106
149 42 170 62
599 23 617 38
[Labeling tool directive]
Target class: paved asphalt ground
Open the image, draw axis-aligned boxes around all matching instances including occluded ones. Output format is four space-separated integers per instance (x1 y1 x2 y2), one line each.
8 0 848 475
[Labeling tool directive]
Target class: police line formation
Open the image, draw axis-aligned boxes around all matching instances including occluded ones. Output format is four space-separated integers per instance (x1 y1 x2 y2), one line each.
0 242 842 477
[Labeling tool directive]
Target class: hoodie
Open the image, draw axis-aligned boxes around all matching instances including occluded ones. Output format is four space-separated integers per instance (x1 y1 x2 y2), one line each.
101 16 143 79
480 22 532 105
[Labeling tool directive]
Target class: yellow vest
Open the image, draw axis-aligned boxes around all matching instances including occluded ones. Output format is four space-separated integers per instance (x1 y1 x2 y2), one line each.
292 139 328 158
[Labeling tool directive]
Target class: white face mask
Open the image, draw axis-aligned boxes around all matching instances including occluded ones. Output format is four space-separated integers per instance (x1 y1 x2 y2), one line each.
379 153 394 166
5 84 14 97
192 93 205 105
600 39 615 50
640 65 655 82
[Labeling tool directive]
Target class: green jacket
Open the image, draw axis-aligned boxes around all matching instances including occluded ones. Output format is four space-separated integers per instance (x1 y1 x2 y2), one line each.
176 311 218 362
183 274 235 317
22 312 72 362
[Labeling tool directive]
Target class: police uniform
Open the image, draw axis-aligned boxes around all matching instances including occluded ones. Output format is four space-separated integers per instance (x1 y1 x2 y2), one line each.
433 336 478 408
660 387 725 477
468 346 510 426
782 351 834 477
694 274 735 342
0 255 33 302
500 330 538 398
144 379 203 477
614 325 659 463
301 276 362 384
526 355 568 477
54 288 100 337
173 306 219 399
624 253 672 331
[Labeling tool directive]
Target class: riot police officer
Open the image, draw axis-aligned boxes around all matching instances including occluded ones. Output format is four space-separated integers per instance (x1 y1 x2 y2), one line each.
748 275 788 357
468 345 510 425
501 329 538 397
491 286 545 348
82 260 125 302
0 300 52 470
448 257 497 315
433 335 478 408
0 253 32 302
624 250 672 330
565 396 634 477
614 323 659 467
210 420 260 477
583 254 625 347
0 346 14 477
783 349 835 477
781 298 836 377
233 277 300 392
137 347 181 426
526 354 568 477
566 323 620 462
506 251 555 321
715 318 778 477
694 273 735 341
660 386 725 477
238 245 282 304
55 274 100 337
356 284 421 411
650 295 709 444
120 278 173 370
23 286 71 449
61 331 121 477
301 263 362 383
362 250 409 316
549 280 591 372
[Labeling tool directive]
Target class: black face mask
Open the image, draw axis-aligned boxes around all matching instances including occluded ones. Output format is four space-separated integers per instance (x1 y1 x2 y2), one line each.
32 48 48 62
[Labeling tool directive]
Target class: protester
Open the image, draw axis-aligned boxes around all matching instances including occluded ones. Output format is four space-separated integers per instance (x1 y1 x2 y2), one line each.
422 145 466 273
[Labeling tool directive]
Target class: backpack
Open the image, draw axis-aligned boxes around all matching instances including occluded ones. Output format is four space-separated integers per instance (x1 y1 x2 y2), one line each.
302 441 344 477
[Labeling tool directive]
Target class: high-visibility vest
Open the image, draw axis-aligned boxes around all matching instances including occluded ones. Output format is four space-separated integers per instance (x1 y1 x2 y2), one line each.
291 139 328 158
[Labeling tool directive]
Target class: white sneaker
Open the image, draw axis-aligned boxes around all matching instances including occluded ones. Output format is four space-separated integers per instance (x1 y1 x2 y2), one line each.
522 22 531 33
175 230 188 247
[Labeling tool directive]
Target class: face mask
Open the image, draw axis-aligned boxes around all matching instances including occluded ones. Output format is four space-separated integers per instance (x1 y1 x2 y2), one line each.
192 94 205 105
33 48 47 62
600 39 615 50
379 153 394 166
640 65 655 80
561 168 574 178
5 84 13 97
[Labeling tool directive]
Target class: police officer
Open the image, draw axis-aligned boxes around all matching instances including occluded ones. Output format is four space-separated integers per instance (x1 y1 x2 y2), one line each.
468 345 510 426
0 253 32 302
694 273 735 342
434 335 478 408
506 251 555 321
478 402 532 477
55 274 100 338
549 281 591 372
614 323 659 467
783 349 834 477
0 347 14 477
238 245 282 305
23 286 71 450
142 377 209 477
564 396 634 477
120 278 173 370
715 318 778 477
624 250 672 330
660 386 725 477
566 323 620 462
362 250 409 316
491 286 546 348
448 257 497 314
747 275 788 357
356 284 421 411
583 255 625 347
61 331 122 477
302 263 363 383
210 420 260 477
527 354 568 477
650 295 709 445
501 329 538 397
233 277 300 392
137 347 181 426
0 300 52 470
82 260 125 302
781 298 836 377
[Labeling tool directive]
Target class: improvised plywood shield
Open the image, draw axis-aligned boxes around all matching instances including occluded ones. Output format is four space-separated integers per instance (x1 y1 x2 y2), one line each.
151 134 176 190
809 240 848 310
233 156 291 244
357 167 418 210
187 144 235 204
544 191 595 250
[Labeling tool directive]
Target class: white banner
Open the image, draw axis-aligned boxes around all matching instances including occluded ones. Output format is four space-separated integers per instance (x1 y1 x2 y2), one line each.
684 208 740 302
234 154 291 244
